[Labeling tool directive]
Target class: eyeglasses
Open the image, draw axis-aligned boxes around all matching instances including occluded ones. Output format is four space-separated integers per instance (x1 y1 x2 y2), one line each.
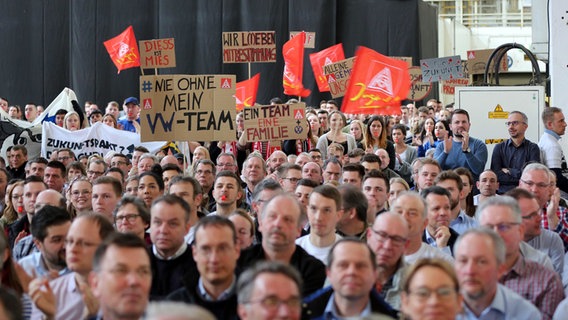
65 238 99 249
520 179 549 189
244 295 301 311
505 121 526 127
482 222 520 233
371 229 407 246
58 156 71 162
217 163 235 168
88 170 104 176
282 177 301 183
115 214 140 223
408 286 456 302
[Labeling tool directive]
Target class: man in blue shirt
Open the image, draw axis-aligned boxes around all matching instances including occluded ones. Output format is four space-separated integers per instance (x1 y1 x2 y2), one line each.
455 228 541 320
118 96 140 133
434 109 487 181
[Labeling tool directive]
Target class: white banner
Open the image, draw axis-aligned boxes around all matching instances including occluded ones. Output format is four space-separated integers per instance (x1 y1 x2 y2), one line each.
42 122 166 160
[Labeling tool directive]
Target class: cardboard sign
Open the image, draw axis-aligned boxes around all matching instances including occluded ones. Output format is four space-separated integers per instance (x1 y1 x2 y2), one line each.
420 55 464 82
139 38 176 69
242 103 309 142
466 49 509 75
407 67 432 101
222 31 277 63
139 75 237 142
290 31 316 48
390 56 413 67
324 57 355 98
442 78 471 96
42 122 164 160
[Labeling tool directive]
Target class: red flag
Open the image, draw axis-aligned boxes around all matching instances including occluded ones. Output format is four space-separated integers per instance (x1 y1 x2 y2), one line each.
104 26 141 74
235 73 260 111
283 32 311 98
341 46 410 115
309 44 345 92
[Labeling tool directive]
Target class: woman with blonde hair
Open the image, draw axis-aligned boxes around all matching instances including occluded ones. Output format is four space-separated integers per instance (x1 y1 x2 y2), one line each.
0 180 24 229
63 111 82 131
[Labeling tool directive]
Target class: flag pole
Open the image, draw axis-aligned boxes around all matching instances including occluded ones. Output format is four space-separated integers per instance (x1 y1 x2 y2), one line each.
140 67 145 76
248 63 251 79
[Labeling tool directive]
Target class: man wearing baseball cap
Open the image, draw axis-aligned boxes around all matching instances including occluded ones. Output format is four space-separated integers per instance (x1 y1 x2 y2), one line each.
118 96 141 133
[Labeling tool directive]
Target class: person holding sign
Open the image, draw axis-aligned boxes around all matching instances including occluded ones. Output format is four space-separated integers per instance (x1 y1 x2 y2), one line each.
315 111 356 161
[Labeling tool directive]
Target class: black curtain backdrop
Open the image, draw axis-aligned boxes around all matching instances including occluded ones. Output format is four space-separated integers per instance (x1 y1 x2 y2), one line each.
0 0 437 110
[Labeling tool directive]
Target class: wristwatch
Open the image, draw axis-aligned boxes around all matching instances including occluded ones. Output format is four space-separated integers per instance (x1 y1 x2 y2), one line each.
462 148 471 153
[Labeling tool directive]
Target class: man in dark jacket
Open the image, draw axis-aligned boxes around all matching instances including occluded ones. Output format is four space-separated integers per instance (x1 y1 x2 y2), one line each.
302 238 396 319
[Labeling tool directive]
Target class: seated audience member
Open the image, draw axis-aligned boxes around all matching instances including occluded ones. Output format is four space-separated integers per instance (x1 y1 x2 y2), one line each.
435 170 478 234
229 209 255 250
168 175 203 243
400 258 464 320
237 261 303 320
473 169 500 205
302 239 396 318
146 302 216 320
237 194 326 296
211 171 243 217
167 216 240 319
295 185 343 264
276 164 302 193
89 232 152 320
336 184 368 240
29 213 114 319
341 163 365 189
362 169 389 222
66 176 92 218
91 176 122 221
454 228 541 320
66 161 86 182
137 168 165 208
421 186 460 256
388 177 409 208
113 196 151 244
161 163 182 188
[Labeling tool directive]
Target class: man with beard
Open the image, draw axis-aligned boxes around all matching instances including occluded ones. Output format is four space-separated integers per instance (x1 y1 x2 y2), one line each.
18 205 71 277
435 170 477 235
302 239 396 318
491 111 541 193
366 212 409 310
454 228 540 319
434 109 487 181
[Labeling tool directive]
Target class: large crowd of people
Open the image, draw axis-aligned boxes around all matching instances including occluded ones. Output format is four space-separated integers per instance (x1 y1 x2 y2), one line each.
0 95 567 319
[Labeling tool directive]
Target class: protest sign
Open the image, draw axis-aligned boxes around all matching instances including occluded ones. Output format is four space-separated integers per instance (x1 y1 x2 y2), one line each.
139 74 237 142
242 103 308 142
42 122 165 160
466 49 508 75
0 88 78 160
324 57 355 98
139 38 176 69
310 44 345 93
420 55 464 83
442 78 471 96
290 31 316 48
407 67 432 101
391 56 413 67
222 31 277 63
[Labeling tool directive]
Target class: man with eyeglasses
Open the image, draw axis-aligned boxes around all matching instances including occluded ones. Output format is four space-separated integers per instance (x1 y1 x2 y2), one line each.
87 159 107 183
29 213 114 319
303 238 396 319
477 196 564 319
167 215 240 319
237 261 303 320
506 188 564 275
216 152 238 174
295 185 343 264
366 212 409 310
491 111 540 193
56 148 76 167
277 163 302 193
110 153 131 176
89 232 152 320
454 228 541 319
539 106 568 194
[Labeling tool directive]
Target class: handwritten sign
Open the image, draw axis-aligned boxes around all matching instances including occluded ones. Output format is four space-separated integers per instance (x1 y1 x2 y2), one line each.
324 57 355 98
290 31 316 48
242 103 308 142
442 78 471 96
420 55 464 83
391 56 413 67
407 67 432 101
139 38 176 69
466 49 508 75
222 31 277 63
139 75 236 142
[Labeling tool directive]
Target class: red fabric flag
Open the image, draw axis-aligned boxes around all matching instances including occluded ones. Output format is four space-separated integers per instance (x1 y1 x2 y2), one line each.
283 32 311 98
235 73 260 111
341 46 410 115
309 44 345 92
104 26 141 74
